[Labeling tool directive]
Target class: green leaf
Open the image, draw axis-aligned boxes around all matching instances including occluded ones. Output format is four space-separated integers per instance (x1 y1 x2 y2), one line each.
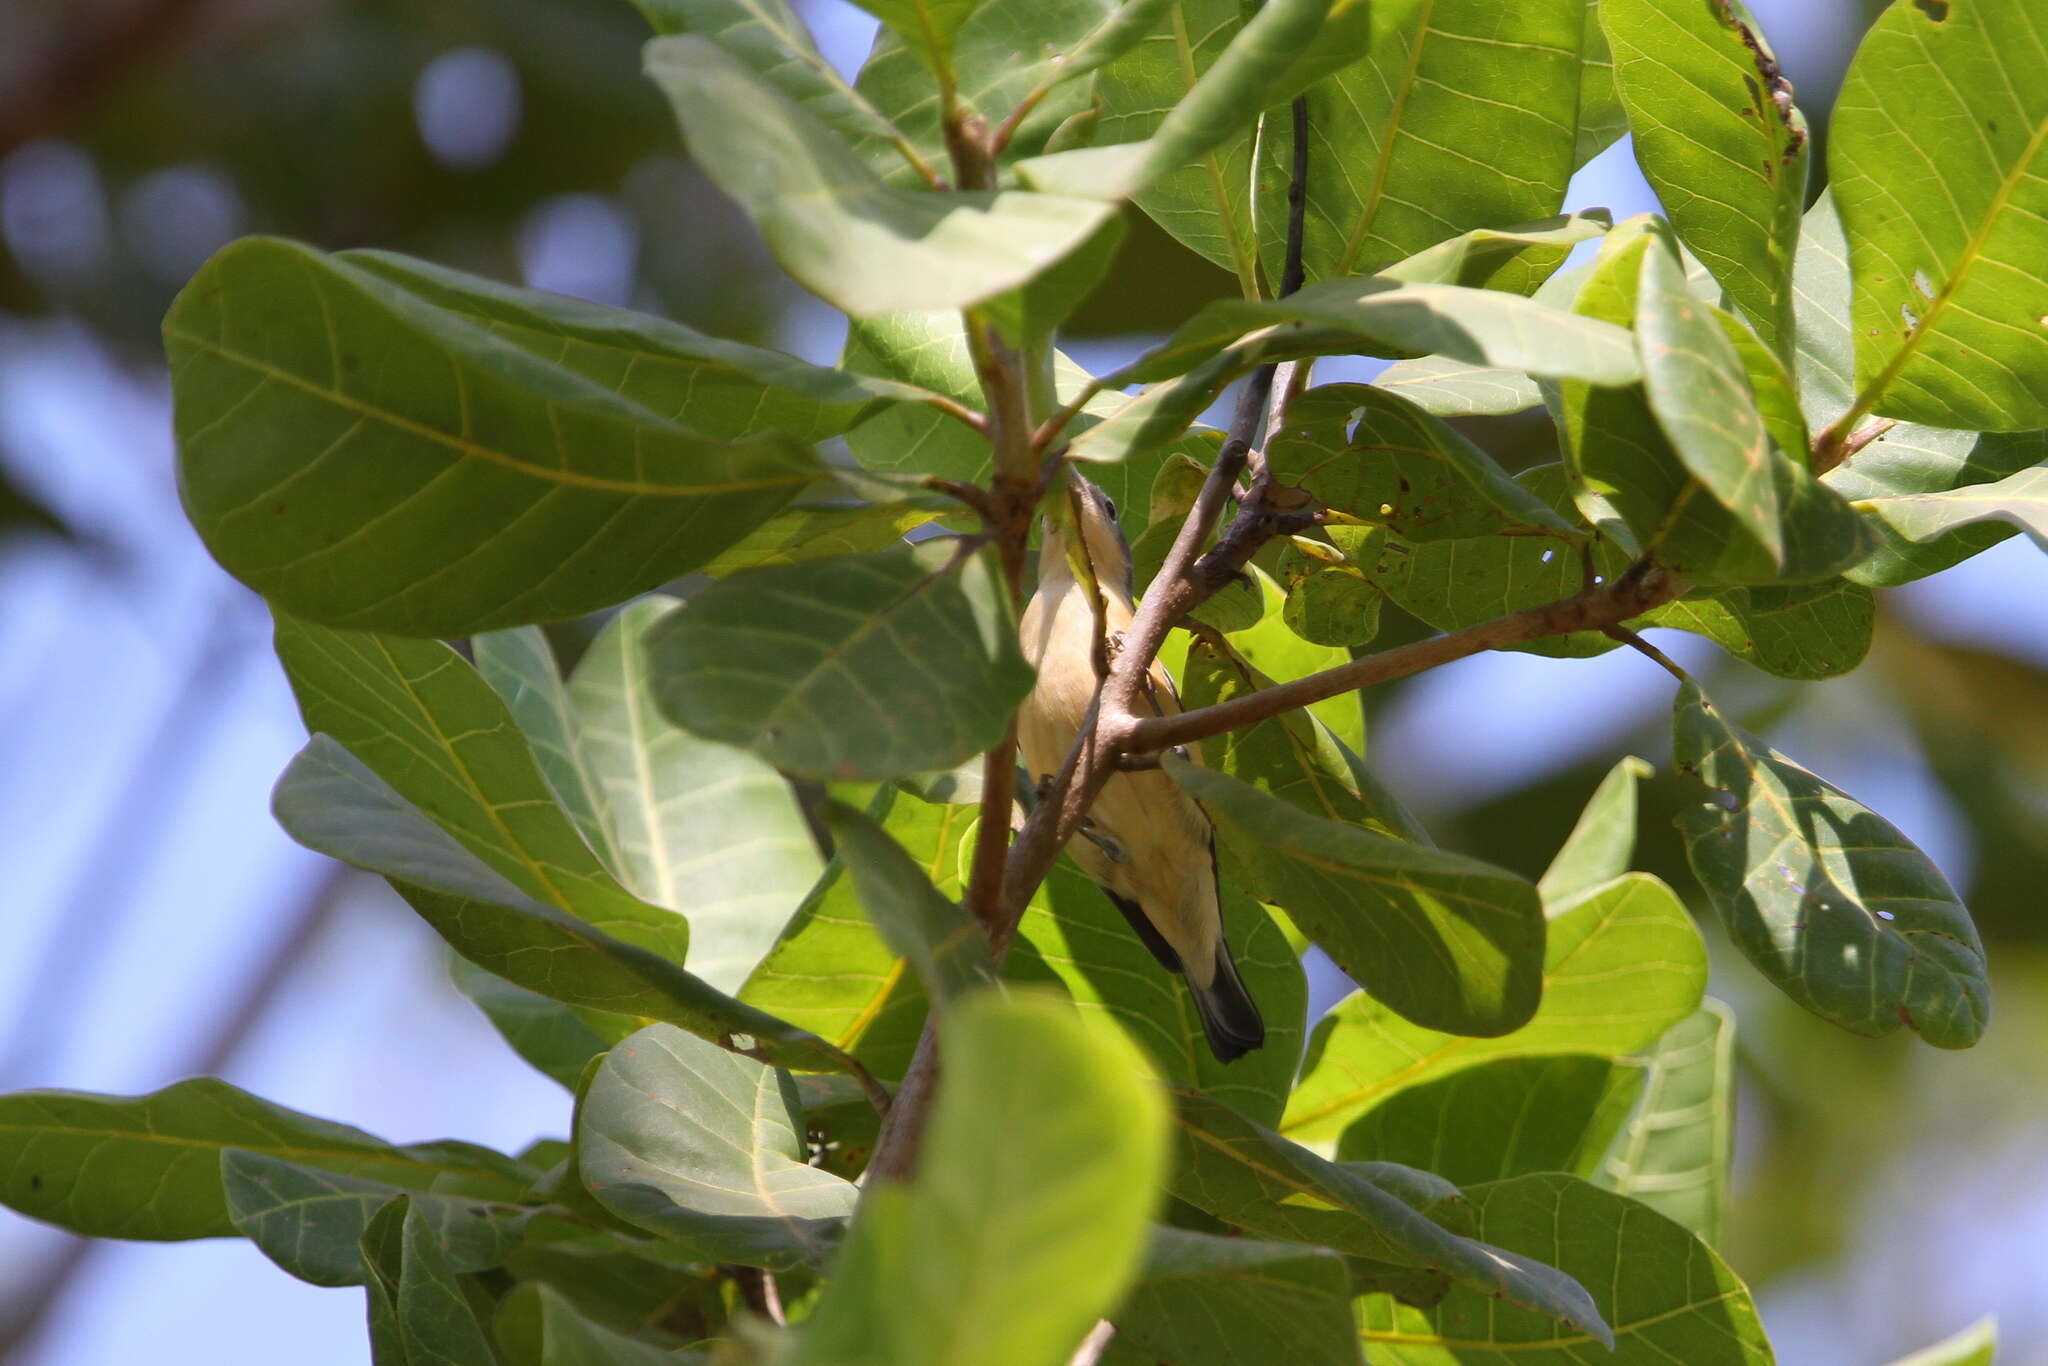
0 1078 525 1242
525 1283 707 1366
390 1196 501 1366
1851 465 2048 559
1357 1173 1772 1364
1335 1054 1646 1186
1273 0 1585 282
1792 192 2048 585
1830 0 2048 431
272 614 691 964
1539 755 1653 904
632 0 938 185
845 0 978 85
223 1151 529 1288
1223 564 1371 753
1885 1319 1999 1366
1639 580 1875 681
1672 681 1990 1048
472 626 620 871
1603 0 1808 357
1574 0 1628 168
1379 212 1612 295
449 957 624 1091
645 37 1117 317
1595 999 1735 1244
577 1022 860 1268
1267 384 1579 541
1115 1228 1364 1366
822 799 996 1004
1169 1091 1611 1345
786 992 1170 1366
698 500 930 577
166 238 825 636
645 541 1036 782
568 597 825 990
273 736 866 1078
1277 531 1385 649
1374 356 1543 417
1138 279 1641 388
1282 873 1707 1143
1167 759 1545 1037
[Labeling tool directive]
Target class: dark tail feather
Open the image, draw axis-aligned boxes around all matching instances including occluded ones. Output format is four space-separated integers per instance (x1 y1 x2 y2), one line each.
1190 939 1265 1064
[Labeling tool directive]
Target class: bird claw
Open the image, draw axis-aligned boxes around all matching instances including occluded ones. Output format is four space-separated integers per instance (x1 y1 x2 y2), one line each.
1076 818 1129 864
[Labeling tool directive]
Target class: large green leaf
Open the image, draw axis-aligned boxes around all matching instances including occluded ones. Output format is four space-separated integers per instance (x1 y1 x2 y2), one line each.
358 1198 502 1366
1168 760 1544 1038
785 993 1170 1366
1357 1174 1773 1364
822 799 996 1004
697 500 931 577
1282 873 1707 1143
273 736 864 1077
1672 682 1990 1048
567 598 825 990
645 37 1118 317
1114 1228 1364 1366
1373 356 1543 416
1830 0 2048 431
0 1079 525 1242
513 1283 710 1366
273 614 690 963
1168 1092 1611 1345
645 541 1034 781
472 626 619 870
845 0 978 86
1274 0 1584 282
167 238 823 636
448 958 623 1091
1539 755 1652 905
577 1022 859 1268
1850 465 2048 558
1886 1320 1999 1366
223 1151 530 1288
1378 212 1611 295
1573 0 1627 168
1791 193 2048 585
1334 1054 1646 1185
1595 1000 1735 1244
1603 0 1807 357
1636 580 1875 681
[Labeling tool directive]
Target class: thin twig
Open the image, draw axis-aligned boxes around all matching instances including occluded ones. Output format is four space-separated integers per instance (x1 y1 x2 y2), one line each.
1602 623 1693 683
1067 1321 1119 1366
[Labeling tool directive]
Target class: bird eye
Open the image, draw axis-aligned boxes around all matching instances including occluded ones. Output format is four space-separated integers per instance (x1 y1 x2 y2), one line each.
1101 495 1119 522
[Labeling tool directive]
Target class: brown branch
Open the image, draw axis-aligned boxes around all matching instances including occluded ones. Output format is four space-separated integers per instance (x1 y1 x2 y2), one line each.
1810 417 1895 475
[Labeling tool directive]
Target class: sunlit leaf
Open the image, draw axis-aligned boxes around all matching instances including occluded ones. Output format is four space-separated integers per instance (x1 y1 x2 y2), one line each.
1539 755 1653 904
645 541 1036 781
1573 0 1627 168
1115 1228 1363 1366
823 799 995 1004
1672 682 1990 1048
1851 465 2048 559
1831 0 2048 430
167 239 826 636
1884 1318 1999 1366
1358 1174 1771 1364
1372 355 1542 416
1168 759 1545 1037
1283 874 1706 1143
1637 579 1875 680
472 626 619 870
1595 999 1735 1244
1379 212 1611 296
698 500 931 577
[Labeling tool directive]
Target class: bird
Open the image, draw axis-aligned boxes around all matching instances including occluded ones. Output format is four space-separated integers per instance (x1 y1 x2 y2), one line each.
1016 475 1265 1063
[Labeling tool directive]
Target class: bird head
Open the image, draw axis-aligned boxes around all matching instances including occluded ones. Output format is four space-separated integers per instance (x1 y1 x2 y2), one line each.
1041 475 1134 600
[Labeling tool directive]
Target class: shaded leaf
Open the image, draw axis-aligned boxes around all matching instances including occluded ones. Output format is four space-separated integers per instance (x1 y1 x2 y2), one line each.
0 1079 524 1242
167 238 821 636
1358 1174 1772 1364
223 1151 529 1288
1637 579 1875 681
1596 999 1735 1244
526 1282 708 1365
1169 1091 1611 1345
449 957 624 1091
786 993 1170 1366
823 798 996 1004
1283 874 1707 1143
1573 0 1628 168
577 1022 859 1268
1115 1228 1364 1366
1167 759 1545 1038
698 500 930 577
472 626 618 870
1830 0 2048 430
1379 212 1612 295
1672 681 1990 1048
1277 531 1384 648
1372 355 1543 417
645 541 1035 781
1539 755 1653 904
1603 0 1807 356
645 36 1118 316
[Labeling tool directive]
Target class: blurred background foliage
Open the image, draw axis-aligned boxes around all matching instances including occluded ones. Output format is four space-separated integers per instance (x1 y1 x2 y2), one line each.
3 0 2045 1362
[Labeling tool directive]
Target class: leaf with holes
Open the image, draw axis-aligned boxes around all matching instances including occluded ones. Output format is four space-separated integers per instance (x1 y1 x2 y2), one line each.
165 239 837 636
1115 1229 1364 1366
1830 0 2048 430
644 37 1118 317
645 541 1035 782
1167 759 1544 1038
1358 1174 1771 1364
1169 1091 1611 1345
1672 682 1990 1048
1282 873 1706 1144
577 1022 860 1268
1265 0 1585 283
1595 999 1736 1244
1603 0 1808 357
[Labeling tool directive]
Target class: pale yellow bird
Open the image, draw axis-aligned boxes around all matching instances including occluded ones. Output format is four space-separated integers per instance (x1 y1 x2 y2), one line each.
1017 477 1264 1062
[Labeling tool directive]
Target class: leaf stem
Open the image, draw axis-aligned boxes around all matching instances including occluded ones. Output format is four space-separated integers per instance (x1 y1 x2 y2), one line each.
1602 623 1693 684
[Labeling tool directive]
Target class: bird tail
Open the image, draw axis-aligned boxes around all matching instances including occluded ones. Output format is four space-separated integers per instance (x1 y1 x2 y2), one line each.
1190 939 1265 1065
